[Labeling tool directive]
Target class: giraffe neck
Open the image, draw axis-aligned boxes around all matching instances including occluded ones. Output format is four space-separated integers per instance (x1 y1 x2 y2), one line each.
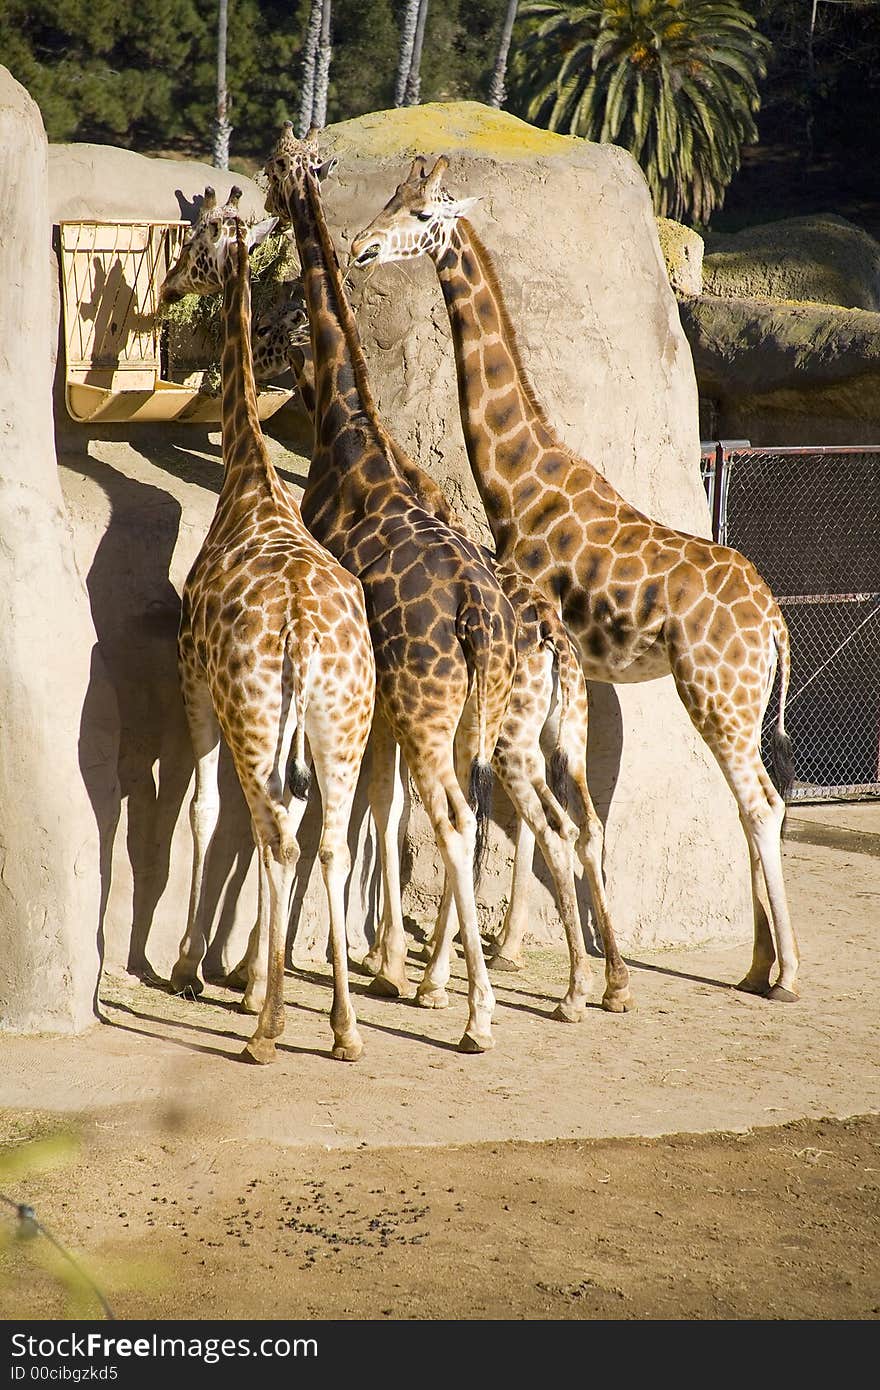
284 173 392 467
217 231 277 496
288 341 466 534
434 221 585 543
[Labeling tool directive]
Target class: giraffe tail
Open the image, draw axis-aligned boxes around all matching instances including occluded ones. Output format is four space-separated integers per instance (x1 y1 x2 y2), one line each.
285 618 319 801
770 611 795 814
456 601 497 887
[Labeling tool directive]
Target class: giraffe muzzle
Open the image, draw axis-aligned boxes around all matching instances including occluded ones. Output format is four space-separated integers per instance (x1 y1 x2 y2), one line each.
352 241 380 268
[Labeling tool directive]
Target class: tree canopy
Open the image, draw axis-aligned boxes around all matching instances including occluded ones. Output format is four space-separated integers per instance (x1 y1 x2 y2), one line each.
0 0 512 154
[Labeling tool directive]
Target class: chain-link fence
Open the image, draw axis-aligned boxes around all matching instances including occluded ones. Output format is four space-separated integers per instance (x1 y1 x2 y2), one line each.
701 445 880 802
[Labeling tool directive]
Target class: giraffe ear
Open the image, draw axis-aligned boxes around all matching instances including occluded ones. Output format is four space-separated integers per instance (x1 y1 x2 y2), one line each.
246 217 278 250
315 154 339 183
442 195 479 222
407 156 428 183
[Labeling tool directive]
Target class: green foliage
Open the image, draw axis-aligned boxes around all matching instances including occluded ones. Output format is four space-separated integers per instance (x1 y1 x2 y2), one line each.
0 0 208 142
751 0 880 159
0 0 515 155
508 0 771 225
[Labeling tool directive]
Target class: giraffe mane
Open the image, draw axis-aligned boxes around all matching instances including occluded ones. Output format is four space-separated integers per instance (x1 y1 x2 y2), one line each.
302 171 402 463
460 221 555 438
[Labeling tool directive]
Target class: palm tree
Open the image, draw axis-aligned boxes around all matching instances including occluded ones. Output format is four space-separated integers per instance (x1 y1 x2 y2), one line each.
313 0 333 129
212 0 232 169
510 0 771 225
395 0 421 106
489 1 521 108
403 0 430 106
296 0 324 137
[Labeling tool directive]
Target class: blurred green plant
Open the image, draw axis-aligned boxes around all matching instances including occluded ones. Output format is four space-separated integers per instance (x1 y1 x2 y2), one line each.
0 1133 115 1319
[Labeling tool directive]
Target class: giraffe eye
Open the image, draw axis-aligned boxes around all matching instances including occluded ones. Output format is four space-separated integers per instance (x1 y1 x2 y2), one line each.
413 211 432 223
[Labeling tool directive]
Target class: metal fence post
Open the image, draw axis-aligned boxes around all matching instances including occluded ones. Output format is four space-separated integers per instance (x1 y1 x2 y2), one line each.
711 443 726 543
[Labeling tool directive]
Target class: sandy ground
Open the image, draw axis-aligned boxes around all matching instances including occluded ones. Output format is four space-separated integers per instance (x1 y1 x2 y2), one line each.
0 803 878 1320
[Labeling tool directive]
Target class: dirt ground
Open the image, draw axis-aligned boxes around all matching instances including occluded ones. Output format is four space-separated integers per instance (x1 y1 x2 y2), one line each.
1 802 878 1321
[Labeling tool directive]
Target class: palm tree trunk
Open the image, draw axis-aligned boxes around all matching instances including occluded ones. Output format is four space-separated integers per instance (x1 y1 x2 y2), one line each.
296 0 323 138
403 0 429 106
394 0 420 107
312 0 333 130
212 0 232 169
488 0 519 109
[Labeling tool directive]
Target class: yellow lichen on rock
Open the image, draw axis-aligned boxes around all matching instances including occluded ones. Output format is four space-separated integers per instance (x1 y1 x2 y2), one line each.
326 100 583 162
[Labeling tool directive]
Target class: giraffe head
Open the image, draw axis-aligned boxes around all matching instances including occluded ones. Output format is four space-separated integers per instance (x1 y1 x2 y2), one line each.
350 156 478 269
159 185 277 304
252 276 310 383
263 122 338 223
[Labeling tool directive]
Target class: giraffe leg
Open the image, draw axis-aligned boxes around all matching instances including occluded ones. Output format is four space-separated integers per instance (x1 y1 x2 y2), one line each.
496 758 603 1023
311 748 364 1062
487 815 535 971
414 758 496 1052
171 683 221 997
704 732 799 1000
734 811 777 996
416 876 455 1010
242 839 297 1065
745 768 799 999
236 797 309 1015
364 714 414 999
227 850 267 1003
569 767 632 1013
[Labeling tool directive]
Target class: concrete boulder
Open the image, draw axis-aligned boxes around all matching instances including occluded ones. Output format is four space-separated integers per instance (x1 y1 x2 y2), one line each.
702 214 880 312
656 218 704 298
0 70 106 1032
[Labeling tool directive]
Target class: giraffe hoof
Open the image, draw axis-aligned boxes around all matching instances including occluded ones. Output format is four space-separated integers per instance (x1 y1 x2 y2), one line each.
735 976 772 997
223 964 249 991
488 954 521 974
459 1031 495 1054
766 984 800 1003
416 986 448 1010
368 973 414 1001
170 972 204 1000
238 992 263 1016
553 1001 587 1024
602 992 634 1014
241 1036 277 1065
361 950 383 978
331 1034 364 1063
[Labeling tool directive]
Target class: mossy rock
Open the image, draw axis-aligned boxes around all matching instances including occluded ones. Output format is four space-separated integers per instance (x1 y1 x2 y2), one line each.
656 218 703 297
703 215 880 311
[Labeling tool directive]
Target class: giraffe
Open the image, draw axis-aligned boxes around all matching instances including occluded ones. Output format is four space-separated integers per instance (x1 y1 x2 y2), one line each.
158 186 376 1065
351 156 800 1004
252 279 632 1017
262 127 521 1052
